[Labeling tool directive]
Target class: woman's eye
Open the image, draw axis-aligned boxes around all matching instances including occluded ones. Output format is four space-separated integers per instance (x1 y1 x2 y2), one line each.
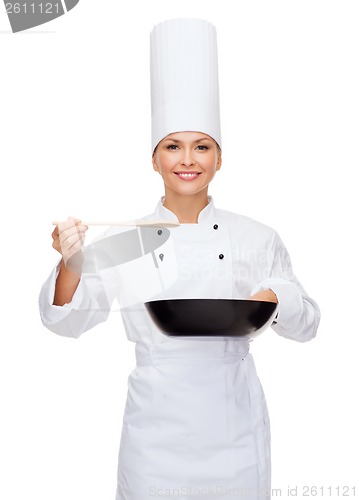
197 145 208 150
167 144 178 150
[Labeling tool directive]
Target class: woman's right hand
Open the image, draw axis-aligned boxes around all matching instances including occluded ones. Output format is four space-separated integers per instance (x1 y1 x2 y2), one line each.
52 216 88 276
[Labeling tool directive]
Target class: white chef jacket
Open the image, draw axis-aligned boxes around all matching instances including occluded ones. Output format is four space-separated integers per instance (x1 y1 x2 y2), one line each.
38 195 320 500
39 195 320 344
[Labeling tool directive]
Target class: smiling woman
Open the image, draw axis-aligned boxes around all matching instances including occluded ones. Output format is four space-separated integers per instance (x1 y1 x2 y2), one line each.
152 132 222 223
39 17 320 500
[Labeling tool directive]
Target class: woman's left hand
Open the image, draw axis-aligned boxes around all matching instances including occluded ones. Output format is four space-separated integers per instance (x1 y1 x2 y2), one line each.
247 289 278 303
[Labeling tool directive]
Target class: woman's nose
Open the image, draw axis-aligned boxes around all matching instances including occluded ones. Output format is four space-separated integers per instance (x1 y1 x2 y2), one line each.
180 149 195 166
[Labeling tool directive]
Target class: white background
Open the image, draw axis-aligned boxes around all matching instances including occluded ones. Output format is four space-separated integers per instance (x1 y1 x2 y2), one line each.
1 1 358 499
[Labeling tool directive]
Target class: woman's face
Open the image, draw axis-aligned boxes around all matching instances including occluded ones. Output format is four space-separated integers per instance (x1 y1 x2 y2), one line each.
152 131 222 198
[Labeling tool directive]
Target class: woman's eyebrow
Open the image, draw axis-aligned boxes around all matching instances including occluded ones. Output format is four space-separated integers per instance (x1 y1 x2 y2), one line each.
164 138 211 143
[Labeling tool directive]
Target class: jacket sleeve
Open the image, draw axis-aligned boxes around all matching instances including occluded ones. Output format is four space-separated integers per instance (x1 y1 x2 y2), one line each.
250 231 320 342
38 258 113 339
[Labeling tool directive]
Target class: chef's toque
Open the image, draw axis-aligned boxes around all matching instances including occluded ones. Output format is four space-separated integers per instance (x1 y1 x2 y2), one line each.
150 17 221 153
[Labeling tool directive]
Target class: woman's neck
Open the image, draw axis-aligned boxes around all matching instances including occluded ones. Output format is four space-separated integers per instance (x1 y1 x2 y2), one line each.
163 191 209 224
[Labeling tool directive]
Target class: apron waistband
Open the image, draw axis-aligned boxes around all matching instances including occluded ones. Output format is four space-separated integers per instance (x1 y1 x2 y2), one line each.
135 339 250 366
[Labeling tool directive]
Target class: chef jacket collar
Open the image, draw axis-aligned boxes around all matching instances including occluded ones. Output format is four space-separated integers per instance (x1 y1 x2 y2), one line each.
154 195 216 224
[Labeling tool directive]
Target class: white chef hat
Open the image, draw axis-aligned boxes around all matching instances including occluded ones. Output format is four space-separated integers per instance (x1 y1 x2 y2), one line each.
150 17 221 153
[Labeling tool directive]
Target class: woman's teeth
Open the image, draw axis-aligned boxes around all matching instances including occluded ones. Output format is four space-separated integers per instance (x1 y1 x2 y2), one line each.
176 172 200 179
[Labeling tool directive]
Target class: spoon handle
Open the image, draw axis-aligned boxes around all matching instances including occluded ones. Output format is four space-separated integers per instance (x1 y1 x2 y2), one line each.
51 219 180 227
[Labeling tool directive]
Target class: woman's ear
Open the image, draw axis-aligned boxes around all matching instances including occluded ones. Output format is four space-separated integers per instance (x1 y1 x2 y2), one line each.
152 154 161 174
152 154 157 170
216 153 222 171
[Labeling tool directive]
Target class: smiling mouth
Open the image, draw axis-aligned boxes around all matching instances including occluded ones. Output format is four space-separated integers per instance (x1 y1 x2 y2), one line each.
174 172 202 180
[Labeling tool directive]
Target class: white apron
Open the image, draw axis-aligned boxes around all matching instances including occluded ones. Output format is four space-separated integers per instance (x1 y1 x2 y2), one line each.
116 340 271 500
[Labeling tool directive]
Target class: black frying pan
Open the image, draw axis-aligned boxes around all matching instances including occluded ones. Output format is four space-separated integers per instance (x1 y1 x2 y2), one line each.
145 298 278 339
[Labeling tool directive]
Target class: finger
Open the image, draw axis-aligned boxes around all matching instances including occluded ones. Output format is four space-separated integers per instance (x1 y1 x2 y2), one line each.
62 238 85 257
56 216 82 232
58 221 88 238
60 233 87 253
60 227 88 246
69 216 86 225
56 219 76 234
59 230 87 253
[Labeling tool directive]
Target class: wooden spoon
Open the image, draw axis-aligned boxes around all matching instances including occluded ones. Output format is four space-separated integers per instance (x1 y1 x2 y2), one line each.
51 219 180 227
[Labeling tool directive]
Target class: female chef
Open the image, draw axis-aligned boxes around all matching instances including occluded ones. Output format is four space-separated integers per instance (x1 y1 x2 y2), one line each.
39 18 320 500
